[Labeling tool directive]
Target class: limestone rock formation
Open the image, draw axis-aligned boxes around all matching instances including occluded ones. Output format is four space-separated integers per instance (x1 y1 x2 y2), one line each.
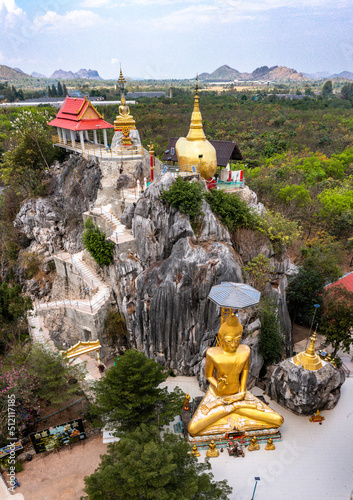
267 359 345 415
14 155 102 253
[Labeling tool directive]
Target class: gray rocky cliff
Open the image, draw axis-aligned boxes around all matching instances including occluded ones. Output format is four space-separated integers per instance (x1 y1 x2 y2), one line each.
14 155 102 254
267 359 345 415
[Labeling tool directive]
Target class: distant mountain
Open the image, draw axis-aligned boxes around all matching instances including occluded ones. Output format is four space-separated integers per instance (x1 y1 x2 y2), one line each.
49 68 102 80
303 71 330 80
0 65 30 81
199 64 304 82
328 71 353 80
31 71 47 78
13 67 26 75
199 65 241 81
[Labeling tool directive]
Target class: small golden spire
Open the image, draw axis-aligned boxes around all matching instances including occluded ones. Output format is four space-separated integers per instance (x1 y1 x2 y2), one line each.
186 74 206 142
292 328 323 371
118 64 126 86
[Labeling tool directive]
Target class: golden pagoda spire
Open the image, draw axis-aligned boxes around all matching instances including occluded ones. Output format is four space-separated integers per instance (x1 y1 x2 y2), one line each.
292 328 323 371
186 75 207 142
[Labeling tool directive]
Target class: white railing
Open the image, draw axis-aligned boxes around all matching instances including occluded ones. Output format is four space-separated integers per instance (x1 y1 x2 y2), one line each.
51 135 144 160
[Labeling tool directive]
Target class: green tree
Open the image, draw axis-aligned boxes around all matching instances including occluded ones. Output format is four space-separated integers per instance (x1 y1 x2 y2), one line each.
258 298 284 365
0 109 56 196
91 349 185 434
341 82 353 102
47 85 52 97
82 217 114 266
51 84 57 97
57 81 63 97
205 188 258 231
63 83 68 96
160 177 204 222
286 267 325 324
0 282 32 353
322 80 333 96
83 424 232 500
320 286 353 357
243 253 273 291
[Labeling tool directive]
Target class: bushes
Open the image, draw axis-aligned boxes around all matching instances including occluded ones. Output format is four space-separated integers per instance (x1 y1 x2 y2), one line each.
205 189 258 231
82 217 114 266
258 298 284 365
160 177 204 222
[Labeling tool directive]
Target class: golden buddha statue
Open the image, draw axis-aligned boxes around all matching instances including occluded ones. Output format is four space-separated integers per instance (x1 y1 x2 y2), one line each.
190 444 200 457
206 440 219 457
265 438 275 450
188 314 284 437
114 95 136 132
175 77 217 180
248 437 260 451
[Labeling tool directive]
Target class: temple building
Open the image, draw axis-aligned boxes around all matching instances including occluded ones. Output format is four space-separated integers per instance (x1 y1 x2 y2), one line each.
48 96 114 151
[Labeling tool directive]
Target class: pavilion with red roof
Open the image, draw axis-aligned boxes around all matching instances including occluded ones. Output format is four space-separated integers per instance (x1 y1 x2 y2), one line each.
48 96 114 151
325 271 353 293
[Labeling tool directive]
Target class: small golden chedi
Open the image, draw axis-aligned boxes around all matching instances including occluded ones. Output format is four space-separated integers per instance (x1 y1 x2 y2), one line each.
188 314 284 437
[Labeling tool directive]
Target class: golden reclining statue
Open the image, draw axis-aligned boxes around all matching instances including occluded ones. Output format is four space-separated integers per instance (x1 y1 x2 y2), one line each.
188 314 284 437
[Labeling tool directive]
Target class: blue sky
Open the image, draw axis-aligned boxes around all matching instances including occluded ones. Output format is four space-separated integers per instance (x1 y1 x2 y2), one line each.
0 0 352 79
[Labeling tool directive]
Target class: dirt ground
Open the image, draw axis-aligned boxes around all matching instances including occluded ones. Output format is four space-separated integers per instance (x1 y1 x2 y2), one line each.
15 435 108 500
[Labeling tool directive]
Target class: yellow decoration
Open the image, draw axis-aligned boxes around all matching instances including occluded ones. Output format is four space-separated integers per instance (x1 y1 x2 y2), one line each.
265 438 275 450
184 393 191 411
206 440 219 457
176 77 217 180
114 95 136 132
188 314 284 437
292 329 323 371
62 340 101 364
248 437 260 451
190 445 200 457
309 409 325 423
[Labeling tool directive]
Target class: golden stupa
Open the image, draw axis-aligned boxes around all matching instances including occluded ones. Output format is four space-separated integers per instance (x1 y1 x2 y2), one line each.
175 77 217 179
292 329 323 371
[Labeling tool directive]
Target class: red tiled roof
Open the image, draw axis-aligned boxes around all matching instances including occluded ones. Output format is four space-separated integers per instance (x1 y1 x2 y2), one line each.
325 272 353 293
48 117 114 131
48 96 114 131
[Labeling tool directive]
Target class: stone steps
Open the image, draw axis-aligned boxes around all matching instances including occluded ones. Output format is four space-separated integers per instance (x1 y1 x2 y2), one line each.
90 204 135 245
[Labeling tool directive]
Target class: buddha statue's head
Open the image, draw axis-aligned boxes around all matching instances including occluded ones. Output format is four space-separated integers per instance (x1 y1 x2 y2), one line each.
218 313 243 354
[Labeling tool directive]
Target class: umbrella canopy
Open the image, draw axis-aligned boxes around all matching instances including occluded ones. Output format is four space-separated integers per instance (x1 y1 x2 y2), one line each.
208 282 261 309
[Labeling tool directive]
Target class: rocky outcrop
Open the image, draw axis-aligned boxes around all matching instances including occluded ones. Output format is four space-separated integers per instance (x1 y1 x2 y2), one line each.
267 359 345 415
14 155 102 253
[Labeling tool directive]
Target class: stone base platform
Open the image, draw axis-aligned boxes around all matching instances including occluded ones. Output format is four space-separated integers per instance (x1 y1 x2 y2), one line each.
188 427 282 450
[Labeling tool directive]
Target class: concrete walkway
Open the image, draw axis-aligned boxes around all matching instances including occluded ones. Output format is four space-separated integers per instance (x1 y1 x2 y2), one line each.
164 376 353 500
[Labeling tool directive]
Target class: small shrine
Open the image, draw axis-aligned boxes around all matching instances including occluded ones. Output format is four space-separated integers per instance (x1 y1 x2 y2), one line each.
292 330 324 371
48 96 114 151
111 67 141 149
175 77 217 179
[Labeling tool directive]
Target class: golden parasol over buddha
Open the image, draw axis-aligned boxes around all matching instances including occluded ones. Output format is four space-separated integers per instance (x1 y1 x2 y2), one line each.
188 314 284 437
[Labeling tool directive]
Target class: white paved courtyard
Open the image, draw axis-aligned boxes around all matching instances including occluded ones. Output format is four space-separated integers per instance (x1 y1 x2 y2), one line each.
163 376 353 500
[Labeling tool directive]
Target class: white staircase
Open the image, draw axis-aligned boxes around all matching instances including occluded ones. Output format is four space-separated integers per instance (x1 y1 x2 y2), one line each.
90 204 135 245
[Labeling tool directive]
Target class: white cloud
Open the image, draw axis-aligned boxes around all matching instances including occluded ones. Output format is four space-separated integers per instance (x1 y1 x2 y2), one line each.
0 0 26 27
33 9 102 31
111 58 119 64
80 0 112 7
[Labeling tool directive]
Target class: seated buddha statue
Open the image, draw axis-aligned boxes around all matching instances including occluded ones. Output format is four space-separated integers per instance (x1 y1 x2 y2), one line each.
119 96 133 119
188 314 284 437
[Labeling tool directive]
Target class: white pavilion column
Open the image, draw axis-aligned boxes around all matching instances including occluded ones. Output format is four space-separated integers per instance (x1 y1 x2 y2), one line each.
79 131 85 151
62 128 67 145
85 131 89 141
70 130 75 146
93 130 98 144
57 127 62 143
103 129 108 148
